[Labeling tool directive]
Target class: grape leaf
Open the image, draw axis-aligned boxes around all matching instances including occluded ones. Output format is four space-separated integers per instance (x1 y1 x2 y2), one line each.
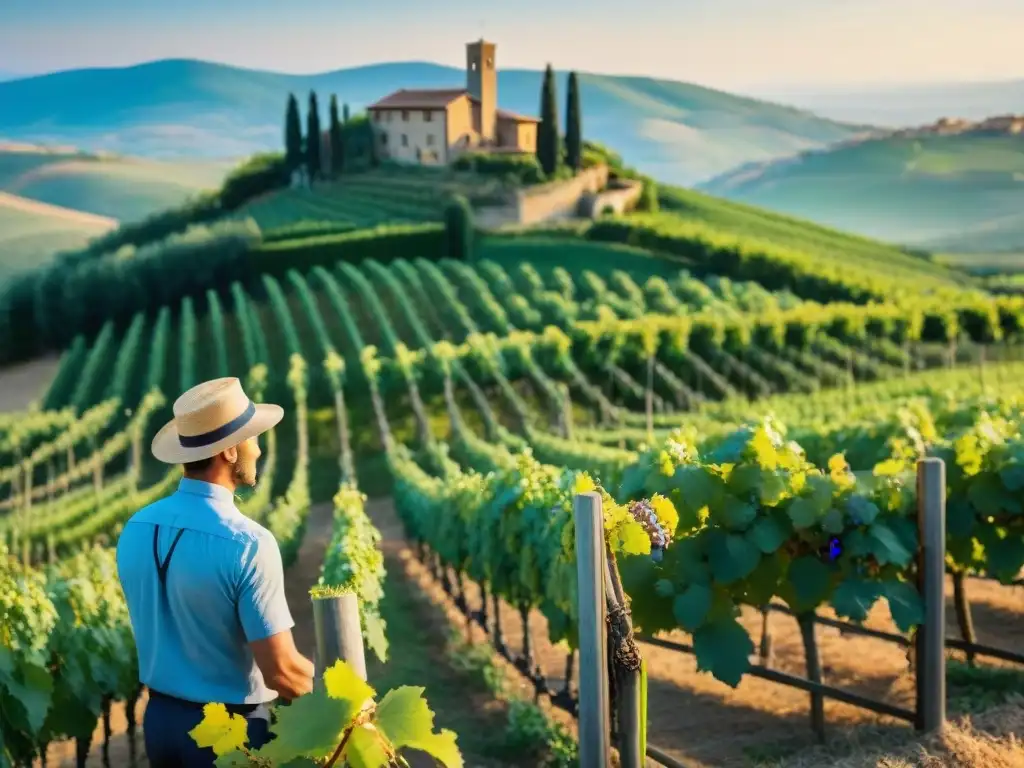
868 521 913 566
982 533 1024 583
968 474 1019 517
373 686 463 767
189 704 249 757
747 516 786 554
666 537 711 587
727 464 761 495
999 463 1024 492
692 617 753 687
720 497 757 530
345 724 392 768
3 662 53 734
884 581 924 632
787 498 818 530
759 471 788 506
324 659 375 707
363 613 389 664
253 687 356 762
830 577 883 623
821 508 845 535
744 552 783 607
787 556 831 613
708 532 762 584
845 496 879 526
673 583 712 632
676 466 725 513
805 475 834 513
654 579 675 598
946 498 976 538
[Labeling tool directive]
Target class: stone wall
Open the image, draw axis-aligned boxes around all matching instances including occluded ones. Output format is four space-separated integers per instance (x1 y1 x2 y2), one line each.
581 178 644 218
517 164 609 225
473 164 612 230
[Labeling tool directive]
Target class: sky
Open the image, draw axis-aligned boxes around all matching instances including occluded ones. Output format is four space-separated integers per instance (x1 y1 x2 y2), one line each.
1 0 1021 91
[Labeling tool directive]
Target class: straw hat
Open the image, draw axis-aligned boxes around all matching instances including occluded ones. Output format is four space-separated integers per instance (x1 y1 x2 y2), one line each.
151 377 283 464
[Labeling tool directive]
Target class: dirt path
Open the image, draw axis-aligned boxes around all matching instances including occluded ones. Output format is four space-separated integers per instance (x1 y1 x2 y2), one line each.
361 497 517 767
0 355 61 413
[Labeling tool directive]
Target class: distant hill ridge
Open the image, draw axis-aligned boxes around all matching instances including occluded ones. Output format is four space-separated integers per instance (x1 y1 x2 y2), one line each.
698 113 1024 253
0 57 864 185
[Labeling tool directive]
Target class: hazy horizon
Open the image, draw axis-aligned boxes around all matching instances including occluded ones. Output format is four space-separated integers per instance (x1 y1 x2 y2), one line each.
1 0 1021 92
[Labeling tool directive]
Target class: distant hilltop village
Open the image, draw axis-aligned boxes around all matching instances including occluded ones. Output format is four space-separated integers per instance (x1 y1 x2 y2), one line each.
873 114 1024 140
365 39 539 165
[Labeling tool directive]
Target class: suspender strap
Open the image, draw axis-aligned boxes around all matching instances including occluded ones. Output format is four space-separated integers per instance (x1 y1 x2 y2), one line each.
153 525 186 587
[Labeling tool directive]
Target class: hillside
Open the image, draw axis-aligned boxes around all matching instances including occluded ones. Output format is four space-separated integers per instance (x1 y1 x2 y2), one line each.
0 59 865 185
699 124 1024 252
0 191 117 282
0 143 230 222
750 78 1024 127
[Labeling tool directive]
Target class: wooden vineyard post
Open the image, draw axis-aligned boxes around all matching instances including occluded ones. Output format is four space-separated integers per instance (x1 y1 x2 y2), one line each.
915 457 946 733
645 354 654 444
21 462 33 565
574 492 610 767
604 541 644 767
131 426 143 491
312 591 367 683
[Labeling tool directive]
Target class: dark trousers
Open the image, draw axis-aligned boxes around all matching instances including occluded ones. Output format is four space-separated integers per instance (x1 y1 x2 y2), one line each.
143 691 272 767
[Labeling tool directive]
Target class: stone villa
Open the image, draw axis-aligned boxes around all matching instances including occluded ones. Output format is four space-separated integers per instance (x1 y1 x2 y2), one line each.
366 40 539 165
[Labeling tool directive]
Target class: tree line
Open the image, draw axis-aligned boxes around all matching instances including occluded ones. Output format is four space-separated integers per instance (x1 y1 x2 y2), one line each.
537 68 583 177
284 92 375 183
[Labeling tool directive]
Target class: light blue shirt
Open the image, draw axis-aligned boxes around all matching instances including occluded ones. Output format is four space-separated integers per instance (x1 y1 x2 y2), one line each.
116 477 294 705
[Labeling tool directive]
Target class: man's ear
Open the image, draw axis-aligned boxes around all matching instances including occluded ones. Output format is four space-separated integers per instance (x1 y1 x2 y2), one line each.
222 445 239 464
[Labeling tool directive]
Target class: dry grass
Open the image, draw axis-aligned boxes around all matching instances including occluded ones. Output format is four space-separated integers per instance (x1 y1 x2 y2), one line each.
768 697 1024 767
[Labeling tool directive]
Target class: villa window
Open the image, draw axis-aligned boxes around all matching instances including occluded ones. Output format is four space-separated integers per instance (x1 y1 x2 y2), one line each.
401 134 408 147
423 110 432 122
380 133 388 145
401 110 409 121
426 134 434 146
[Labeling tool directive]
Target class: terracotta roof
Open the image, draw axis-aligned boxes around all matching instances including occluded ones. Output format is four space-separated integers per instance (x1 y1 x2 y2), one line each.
497 108 540 124
367 88 469 109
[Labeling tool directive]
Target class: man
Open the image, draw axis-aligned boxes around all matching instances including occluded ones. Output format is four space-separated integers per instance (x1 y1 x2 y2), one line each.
116 377 314 767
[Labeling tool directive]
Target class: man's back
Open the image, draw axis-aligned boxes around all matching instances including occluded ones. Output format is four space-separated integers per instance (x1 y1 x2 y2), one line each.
116 477 294 705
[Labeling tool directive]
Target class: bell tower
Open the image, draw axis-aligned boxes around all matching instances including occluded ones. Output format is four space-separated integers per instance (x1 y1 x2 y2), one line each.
466 39 497 143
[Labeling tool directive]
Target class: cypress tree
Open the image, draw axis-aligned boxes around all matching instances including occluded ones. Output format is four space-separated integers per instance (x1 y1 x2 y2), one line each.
284 93 302 172
306 91 322 181
443 195 474 262
565 71 582 172
328 95 344 176
342 103 351 123
537 64 560 177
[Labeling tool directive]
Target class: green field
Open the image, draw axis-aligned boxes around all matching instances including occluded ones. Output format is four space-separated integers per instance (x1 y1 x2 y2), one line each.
236 167 511 231
0 191 117 282
699 133 1024 253
0 145 229 222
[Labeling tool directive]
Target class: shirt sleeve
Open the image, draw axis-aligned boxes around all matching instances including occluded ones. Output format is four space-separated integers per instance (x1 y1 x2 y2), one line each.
237 532 295 642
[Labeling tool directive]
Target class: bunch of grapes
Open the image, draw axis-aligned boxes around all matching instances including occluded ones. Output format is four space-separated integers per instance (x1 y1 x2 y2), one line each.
627 499 673 562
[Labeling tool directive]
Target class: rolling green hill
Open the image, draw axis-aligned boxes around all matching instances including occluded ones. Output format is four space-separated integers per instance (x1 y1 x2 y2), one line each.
699 131 1024 253
0 191 117 282
0 144 230 222
0 59 865 185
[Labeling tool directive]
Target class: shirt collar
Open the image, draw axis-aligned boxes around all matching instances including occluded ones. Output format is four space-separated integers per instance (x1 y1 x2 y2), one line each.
177 477 237 505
